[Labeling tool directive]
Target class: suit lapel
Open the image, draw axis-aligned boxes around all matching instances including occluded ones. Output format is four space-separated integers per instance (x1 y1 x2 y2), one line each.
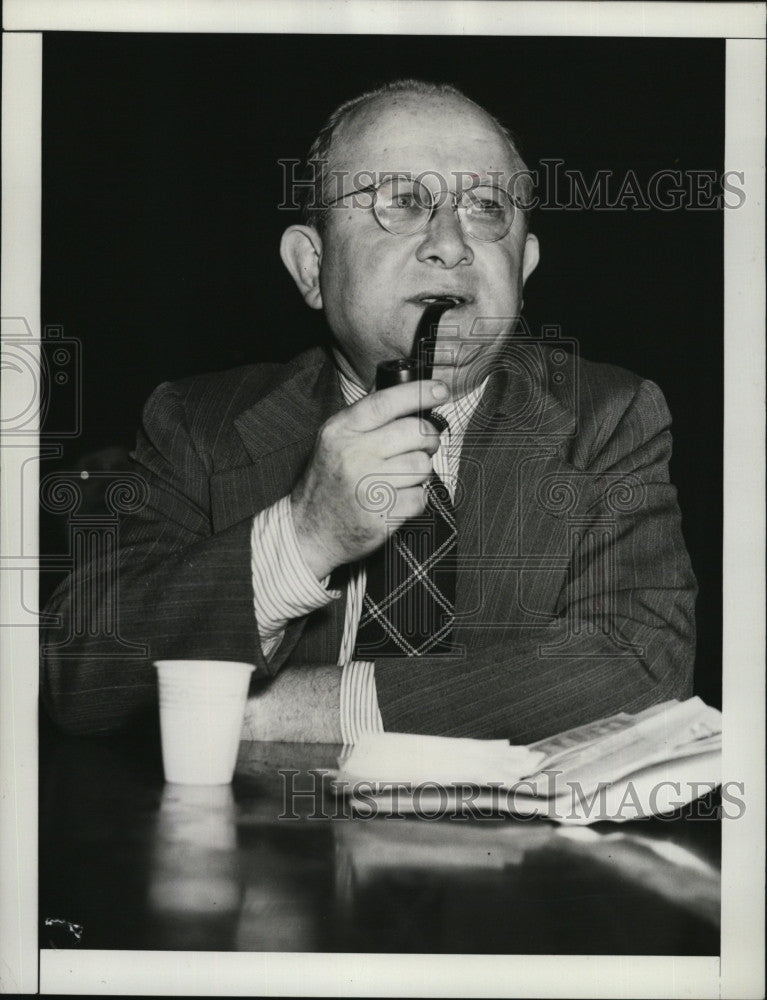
209 349 348 665
210 350 343 532
455 343 576 642
233 349 342 464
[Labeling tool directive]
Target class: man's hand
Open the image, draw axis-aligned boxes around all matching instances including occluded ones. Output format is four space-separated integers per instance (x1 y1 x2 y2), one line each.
291 379 448 579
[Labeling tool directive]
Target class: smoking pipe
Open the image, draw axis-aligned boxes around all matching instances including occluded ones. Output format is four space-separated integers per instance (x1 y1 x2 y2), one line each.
374 297 457 430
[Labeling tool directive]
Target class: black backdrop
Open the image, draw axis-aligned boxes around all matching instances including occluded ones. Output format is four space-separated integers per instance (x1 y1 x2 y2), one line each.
41 33 724 708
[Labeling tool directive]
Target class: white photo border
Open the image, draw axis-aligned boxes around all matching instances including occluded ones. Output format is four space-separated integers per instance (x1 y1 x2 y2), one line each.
1 2 764 997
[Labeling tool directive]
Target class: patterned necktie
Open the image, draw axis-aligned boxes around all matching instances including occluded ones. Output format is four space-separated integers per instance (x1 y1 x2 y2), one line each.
353 471 457 658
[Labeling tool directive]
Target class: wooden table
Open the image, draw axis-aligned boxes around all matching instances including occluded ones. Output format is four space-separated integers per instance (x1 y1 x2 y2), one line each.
39 723 720 955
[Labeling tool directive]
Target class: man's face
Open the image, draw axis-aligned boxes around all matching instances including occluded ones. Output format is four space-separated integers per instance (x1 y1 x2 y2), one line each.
313 93 539 391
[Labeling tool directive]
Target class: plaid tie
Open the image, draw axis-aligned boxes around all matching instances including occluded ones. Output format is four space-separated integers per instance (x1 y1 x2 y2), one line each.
354 471 457 658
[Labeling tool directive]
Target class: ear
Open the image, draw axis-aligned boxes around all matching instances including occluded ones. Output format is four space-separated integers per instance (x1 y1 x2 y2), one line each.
280 225 324 309
521 232 540 285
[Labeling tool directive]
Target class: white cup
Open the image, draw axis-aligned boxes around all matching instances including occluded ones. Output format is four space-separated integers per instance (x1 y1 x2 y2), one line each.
154 660 255 785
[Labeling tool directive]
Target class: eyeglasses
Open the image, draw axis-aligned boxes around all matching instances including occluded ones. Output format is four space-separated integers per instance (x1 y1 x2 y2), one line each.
324 175 518 242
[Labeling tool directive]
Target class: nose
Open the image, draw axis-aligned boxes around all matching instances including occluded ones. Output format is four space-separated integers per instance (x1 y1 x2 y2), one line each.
415 198 474 269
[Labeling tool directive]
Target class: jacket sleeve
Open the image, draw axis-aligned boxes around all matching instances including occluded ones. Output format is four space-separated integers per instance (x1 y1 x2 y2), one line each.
40 381 298 735
373 378 698 744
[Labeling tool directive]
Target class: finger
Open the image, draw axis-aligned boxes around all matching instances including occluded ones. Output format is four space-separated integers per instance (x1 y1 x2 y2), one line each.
382 451 434 485
369 417 441 458
389 484 429 524
353 456 433 509
350 379 450 432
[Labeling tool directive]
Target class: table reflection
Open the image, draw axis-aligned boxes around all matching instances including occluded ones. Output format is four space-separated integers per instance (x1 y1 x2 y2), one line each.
40 732 721 955
555 826 720 926
147 784 242 949
333 811 719 918
331 815 720 952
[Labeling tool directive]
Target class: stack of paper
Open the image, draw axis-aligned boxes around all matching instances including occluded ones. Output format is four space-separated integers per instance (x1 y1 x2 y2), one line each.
334 697 722 824
337 731 545 787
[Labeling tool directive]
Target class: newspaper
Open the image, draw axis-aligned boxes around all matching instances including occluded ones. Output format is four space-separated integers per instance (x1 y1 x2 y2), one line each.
335 697 722 824
523 697 721 796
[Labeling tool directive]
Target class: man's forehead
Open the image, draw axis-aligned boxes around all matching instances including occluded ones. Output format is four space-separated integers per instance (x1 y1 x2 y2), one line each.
331 94 519 179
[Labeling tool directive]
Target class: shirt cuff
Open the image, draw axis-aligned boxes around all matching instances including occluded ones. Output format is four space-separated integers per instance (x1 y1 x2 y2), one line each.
340 660 384 746
251 495 342 660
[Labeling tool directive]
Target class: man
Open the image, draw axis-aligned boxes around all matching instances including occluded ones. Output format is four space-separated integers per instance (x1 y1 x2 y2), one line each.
42 80 696 743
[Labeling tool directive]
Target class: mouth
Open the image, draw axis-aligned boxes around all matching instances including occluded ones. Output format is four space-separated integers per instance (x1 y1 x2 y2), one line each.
411 293 473 307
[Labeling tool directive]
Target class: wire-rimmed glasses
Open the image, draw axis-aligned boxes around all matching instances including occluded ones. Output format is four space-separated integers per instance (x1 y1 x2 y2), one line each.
324 174 518 242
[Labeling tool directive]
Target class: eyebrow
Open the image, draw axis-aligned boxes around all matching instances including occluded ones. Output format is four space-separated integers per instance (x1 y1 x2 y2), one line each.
375 171 513 187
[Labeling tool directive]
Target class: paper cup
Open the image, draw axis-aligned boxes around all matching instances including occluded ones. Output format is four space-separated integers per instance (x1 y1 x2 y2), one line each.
154 660 255 785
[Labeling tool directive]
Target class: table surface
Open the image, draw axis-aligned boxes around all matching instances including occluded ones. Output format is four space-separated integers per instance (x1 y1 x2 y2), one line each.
39 724 721 955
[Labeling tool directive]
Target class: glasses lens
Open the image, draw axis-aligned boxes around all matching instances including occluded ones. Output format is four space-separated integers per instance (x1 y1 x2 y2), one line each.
459 185 515 241
374 177 431 235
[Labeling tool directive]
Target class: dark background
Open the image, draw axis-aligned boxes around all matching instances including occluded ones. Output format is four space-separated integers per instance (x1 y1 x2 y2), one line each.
41 33 724 708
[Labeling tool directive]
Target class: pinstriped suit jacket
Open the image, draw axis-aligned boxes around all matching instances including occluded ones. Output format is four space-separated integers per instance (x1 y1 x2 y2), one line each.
42 342 696 741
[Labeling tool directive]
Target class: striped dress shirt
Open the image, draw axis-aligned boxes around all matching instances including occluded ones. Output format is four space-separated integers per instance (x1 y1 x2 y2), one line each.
250 359 488 744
